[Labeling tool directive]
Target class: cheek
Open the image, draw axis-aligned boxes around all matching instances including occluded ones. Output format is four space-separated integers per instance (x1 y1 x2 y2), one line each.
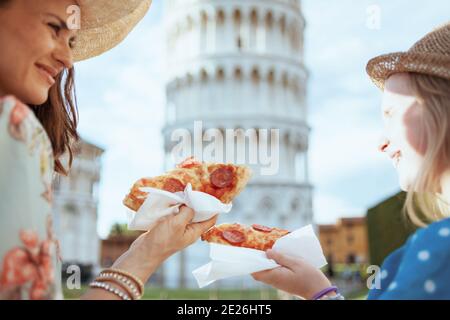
25 25 55 58
1 20 54 76
404 104 427 155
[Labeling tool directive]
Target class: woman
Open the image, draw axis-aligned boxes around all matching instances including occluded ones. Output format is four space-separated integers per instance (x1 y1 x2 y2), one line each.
252 23 450 300
0 0 217 300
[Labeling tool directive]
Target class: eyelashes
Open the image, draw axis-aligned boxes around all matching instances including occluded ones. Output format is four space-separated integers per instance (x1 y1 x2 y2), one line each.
47 22 75 49
48 22 62 35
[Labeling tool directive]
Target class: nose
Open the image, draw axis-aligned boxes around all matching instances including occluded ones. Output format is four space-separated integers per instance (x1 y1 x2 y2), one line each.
378 137 390 153
53 41 74 70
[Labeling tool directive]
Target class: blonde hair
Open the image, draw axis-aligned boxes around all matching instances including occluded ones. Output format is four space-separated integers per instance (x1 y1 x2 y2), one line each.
404 73 450 227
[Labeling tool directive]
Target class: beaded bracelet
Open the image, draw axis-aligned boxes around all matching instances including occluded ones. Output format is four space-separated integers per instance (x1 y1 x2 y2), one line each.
101 268 145 296
89 281 132 300
96 273 142 300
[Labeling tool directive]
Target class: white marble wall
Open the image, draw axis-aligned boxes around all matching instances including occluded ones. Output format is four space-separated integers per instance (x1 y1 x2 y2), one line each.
162 0 312 288
53 143 103 270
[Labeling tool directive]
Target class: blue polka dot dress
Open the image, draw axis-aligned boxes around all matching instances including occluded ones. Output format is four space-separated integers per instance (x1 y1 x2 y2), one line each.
367 217 450 300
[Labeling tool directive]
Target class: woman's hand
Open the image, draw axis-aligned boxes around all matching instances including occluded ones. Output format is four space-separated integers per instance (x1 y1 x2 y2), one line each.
112 206 217 284
251 249 332 300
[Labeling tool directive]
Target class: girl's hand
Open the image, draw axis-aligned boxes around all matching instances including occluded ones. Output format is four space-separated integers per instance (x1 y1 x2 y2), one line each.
251 249 332 299
112 206 217 283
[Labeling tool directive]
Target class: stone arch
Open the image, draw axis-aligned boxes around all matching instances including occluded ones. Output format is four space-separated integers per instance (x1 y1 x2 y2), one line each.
283 129 291 145
217 8 225 25
251 67 260 84
200 68 209 83
200 10 208 22
292 76 300 97
250 8 258 27
265 11 274 29
279 14 287 35
233 66 243 80
259 195 275 212
216 67 225 81
281 72 289 88
233 8 242 25
288 21 300 51
233 8 243 50
200 10 208 32
291 197 300 212
267 69 275 85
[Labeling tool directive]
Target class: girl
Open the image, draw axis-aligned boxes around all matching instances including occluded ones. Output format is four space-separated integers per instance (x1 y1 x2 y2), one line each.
0 0 217 300
252 22 450 300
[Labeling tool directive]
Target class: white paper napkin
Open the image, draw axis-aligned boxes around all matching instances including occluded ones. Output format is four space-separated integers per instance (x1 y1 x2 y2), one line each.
192 224 327 288
127 183 233 231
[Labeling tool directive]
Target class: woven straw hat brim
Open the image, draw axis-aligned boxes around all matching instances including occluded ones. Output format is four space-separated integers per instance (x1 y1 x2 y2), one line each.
73 0 152 62
366 51 450 90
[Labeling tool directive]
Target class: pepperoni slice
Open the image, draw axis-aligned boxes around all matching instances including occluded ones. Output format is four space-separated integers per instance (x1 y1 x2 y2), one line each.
177 157 201 168
162 178 185 193
210 167 234 188
221 230 246 244
252 224 273 232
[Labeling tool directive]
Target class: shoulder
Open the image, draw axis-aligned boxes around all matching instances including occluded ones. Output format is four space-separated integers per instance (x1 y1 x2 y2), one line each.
0 95 49 142
0 95 30 113
400 218 450 265
0 95 54 176
0 95 38 133
408 218 450 249
375 218 450 299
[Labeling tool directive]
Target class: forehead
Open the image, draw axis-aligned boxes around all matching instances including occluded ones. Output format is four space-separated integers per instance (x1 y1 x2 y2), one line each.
34 0 79 17
384 73 413 95
382 73 417 109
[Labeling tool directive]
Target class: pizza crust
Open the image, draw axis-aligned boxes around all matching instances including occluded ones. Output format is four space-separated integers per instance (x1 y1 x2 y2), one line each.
123 159 252 211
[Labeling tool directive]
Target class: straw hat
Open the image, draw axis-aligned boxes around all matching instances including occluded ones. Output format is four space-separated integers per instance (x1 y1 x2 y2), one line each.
72 0 153 62
366 22 450 90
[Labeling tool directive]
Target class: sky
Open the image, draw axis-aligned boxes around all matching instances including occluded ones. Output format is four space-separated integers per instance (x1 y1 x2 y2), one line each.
73 0 450 238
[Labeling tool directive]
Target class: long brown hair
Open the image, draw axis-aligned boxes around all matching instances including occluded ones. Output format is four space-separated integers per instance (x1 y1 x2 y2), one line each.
31 68 79 175
1 0 79 175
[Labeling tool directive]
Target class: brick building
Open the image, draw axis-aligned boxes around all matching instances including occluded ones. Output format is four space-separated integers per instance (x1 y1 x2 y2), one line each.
318 217 368 264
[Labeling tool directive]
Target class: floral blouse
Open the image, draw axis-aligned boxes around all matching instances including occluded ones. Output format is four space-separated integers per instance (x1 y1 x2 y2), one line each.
0 96 62 300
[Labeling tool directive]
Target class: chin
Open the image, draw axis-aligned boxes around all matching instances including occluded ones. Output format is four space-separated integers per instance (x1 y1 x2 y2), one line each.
25 89 49 106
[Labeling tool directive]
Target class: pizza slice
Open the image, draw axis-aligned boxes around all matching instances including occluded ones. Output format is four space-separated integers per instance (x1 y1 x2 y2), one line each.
201 223 290 251
123 157 252 211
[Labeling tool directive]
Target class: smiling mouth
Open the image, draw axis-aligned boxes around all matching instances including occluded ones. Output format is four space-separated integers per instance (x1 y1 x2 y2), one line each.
35 63 57 86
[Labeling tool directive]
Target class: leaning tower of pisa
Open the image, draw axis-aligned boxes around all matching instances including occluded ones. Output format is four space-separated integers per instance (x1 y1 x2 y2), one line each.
161 0 312 288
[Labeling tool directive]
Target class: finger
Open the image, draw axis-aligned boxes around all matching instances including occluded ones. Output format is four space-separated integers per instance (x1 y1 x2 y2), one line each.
173 205 195 226
184 215 218 245
251 269 272 281
188 214 218 235
266 249 299 269
251 267 287 284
